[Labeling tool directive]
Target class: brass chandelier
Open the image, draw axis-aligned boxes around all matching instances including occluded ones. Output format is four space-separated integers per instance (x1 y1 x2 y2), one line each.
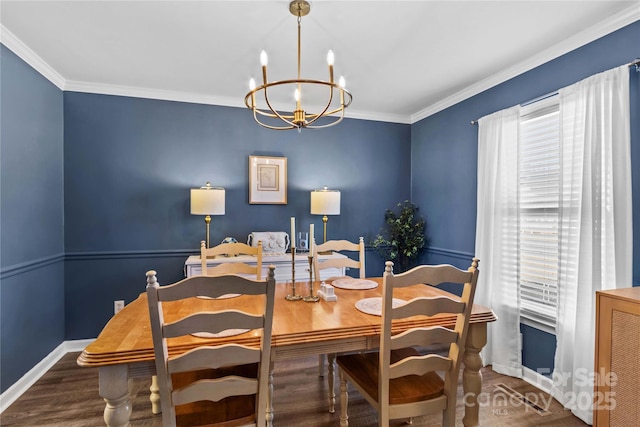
244 0 353 131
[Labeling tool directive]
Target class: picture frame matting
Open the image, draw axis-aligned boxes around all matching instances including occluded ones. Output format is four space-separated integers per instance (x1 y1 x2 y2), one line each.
249 155 287 204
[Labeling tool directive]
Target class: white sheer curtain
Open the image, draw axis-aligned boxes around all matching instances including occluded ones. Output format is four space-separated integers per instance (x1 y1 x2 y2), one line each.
475 105 523 377
552 65 632 424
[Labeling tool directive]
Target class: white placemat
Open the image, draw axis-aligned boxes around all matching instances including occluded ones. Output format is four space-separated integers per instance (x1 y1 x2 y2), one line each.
354 297 406 316
196 293 240 300
192 329 250 338
323 275 350 282
332 277 378 290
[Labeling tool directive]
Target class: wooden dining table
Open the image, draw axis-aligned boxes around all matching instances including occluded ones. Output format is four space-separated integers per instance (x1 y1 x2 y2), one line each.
78 277 496 427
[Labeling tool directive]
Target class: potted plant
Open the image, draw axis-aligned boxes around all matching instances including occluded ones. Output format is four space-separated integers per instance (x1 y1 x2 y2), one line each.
372 200 428 273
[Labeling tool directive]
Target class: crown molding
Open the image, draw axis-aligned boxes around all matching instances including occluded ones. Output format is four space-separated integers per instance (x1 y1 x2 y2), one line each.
3 3 638 126
64 79 246 109
410 3 640 123
344 109 411 125
63 80 411 124
0 25 65 90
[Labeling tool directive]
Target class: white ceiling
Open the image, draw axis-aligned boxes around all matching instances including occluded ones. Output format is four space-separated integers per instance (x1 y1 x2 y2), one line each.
1 1 638 124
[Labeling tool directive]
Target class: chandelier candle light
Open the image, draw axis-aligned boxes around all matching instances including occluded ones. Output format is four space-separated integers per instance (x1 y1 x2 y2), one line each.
244 0 353 131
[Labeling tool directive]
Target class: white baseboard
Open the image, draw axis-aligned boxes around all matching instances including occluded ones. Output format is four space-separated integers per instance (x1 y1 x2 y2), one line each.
0 338 95 413
522 365 553 394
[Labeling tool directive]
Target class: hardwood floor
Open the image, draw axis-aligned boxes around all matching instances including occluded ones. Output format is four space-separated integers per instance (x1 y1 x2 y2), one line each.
1 352 588 426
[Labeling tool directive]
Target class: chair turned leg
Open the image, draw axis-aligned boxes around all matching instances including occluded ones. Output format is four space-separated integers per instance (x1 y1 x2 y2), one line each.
150 375 160 414
339 370 349 427
442 405 456 427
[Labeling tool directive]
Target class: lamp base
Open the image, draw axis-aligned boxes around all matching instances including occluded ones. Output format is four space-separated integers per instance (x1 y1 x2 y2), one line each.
204 215 212 248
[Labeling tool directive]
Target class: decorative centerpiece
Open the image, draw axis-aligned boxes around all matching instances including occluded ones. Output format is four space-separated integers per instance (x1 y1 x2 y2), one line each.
247 231 290 254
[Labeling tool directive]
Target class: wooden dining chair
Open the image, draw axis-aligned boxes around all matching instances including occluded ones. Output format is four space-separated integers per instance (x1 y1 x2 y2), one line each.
201 240 263 280
146 266 276 427
312 237 366 378
336 258 480 427
312 237 366 281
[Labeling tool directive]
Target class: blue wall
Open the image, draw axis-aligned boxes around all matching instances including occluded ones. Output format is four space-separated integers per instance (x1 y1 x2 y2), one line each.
62 92 410 339
0 46 65 392
412 21 640 374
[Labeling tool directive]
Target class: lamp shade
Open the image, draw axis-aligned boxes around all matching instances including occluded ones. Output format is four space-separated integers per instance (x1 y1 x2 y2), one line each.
190 183 225 215
310 187 340 215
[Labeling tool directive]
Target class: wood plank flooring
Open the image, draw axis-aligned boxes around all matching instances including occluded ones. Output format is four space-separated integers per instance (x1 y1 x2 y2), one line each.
1 352 588 426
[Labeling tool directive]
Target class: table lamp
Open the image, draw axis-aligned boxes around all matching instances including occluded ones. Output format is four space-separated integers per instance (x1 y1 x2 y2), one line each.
190 182 225 248
310 186 340 243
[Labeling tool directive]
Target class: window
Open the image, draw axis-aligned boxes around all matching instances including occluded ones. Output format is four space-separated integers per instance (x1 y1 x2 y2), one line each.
518 96 560 329
476 67 631 422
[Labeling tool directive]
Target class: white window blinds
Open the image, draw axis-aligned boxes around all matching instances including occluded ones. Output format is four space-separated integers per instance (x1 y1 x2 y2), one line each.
518 96 560 328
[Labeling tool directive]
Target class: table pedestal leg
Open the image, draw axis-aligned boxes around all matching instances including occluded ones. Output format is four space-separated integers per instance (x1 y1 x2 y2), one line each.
327 353 336 413
462 323 487 427
150 375 160 414
99 365 132 427
266 361 274 427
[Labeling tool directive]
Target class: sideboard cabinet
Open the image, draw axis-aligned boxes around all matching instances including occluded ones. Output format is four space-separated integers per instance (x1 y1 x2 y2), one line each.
593 287 640 426
184 252 347 283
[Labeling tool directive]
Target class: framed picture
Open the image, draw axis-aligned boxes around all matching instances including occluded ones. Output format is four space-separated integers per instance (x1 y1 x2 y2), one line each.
249 156 287 204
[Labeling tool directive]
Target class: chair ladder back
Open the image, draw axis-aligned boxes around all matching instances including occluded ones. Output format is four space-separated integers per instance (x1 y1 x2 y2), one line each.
388 263 474 289
172 376 258 407
315 239 360 253
206 262 261 278
389 353 453 379
313 236 366 279
169 345 261 374
376 258 480 424
163 311 264 339
201 241 260 258
157 274 267 301
201 240 263 280
146 265 276 427
315 257 361 272
390 326 459 350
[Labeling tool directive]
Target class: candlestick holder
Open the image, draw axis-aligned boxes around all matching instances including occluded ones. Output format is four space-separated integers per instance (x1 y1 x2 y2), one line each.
303 254 320 302
285 246 302 301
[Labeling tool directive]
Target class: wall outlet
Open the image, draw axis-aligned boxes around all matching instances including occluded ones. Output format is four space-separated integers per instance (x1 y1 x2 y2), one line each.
114 300 125 314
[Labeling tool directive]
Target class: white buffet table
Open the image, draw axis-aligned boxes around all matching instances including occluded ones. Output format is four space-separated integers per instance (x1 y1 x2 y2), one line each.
184 252 348 282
